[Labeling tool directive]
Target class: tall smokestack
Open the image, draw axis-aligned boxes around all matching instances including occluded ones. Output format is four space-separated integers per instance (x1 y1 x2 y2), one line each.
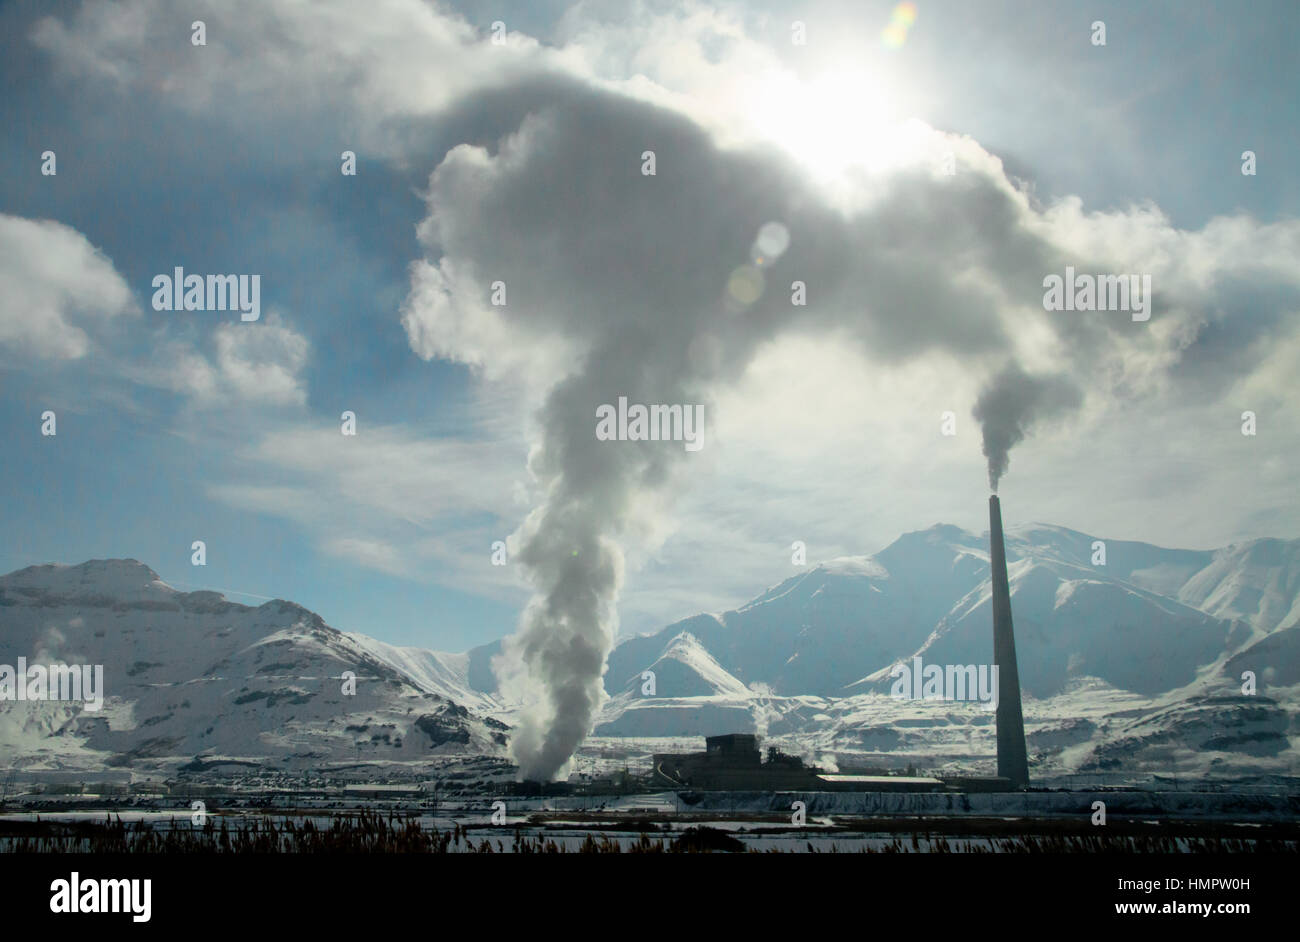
988 495 1029 787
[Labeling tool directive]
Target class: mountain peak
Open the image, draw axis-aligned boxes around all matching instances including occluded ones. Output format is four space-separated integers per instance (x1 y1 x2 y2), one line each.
920 522 975 540
819 555 889 578
1 558 164 593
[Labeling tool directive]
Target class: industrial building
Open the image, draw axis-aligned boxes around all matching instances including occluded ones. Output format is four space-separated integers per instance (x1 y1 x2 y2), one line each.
653 734 944 792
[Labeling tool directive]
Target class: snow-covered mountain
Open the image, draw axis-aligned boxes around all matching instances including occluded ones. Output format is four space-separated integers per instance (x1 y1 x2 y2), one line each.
0 560 508 775
593 631 759 737
2 519 1297 780
605 523 1252 699
587 522 1299 776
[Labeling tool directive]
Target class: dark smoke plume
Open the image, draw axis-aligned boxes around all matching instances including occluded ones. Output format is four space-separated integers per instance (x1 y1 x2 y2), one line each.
973 362 1082 491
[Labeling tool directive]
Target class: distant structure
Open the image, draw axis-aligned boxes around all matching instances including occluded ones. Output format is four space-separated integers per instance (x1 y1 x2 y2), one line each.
342 783 424 799
653 734 812 789
989 495 1030 787
653 734 944 792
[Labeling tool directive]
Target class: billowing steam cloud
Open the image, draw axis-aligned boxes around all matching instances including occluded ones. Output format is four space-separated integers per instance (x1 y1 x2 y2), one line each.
405 87 1089 780
972 362 1083 491
404 78 1246 780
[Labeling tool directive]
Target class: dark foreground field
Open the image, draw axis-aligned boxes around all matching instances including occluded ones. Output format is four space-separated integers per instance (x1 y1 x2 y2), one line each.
3 810 1297 853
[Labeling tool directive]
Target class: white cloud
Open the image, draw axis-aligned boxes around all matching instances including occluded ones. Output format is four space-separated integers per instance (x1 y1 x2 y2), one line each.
31 0 566 157
0 210 310 407
112 310 312 408
0 213 135 359
210 316 310 406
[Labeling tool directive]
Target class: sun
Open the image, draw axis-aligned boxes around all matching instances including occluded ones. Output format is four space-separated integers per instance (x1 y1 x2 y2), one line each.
744 65 924 183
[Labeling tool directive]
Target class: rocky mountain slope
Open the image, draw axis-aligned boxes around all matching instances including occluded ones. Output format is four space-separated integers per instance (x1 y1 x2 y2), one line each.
0 559 507 775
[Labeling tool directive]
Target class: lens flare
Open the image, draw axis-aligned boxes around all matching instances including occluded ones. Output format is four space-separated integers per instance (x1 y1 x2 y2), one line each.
882 24 907 48
751 222 791 268
882 2 918 48
727 265 765 306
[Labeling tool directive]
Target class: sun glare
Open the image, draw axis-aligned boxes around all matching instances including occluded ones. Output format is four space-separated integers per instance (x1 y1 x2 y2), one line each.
746 65 925 183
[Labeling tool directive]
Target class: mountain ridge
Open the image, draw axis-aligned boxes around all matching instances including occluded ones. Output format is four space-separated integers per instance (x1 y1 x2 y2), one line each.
3 519 1297 778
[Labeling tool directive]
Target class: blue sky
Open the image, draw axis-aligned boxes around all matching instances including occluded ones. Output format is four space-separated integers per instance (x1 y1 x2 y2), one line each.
2 0 1298 652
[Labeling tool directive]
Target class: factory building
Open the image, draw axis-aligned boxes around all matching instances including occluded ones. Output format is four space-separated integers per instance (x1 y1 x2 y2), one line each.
653 734 944 792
